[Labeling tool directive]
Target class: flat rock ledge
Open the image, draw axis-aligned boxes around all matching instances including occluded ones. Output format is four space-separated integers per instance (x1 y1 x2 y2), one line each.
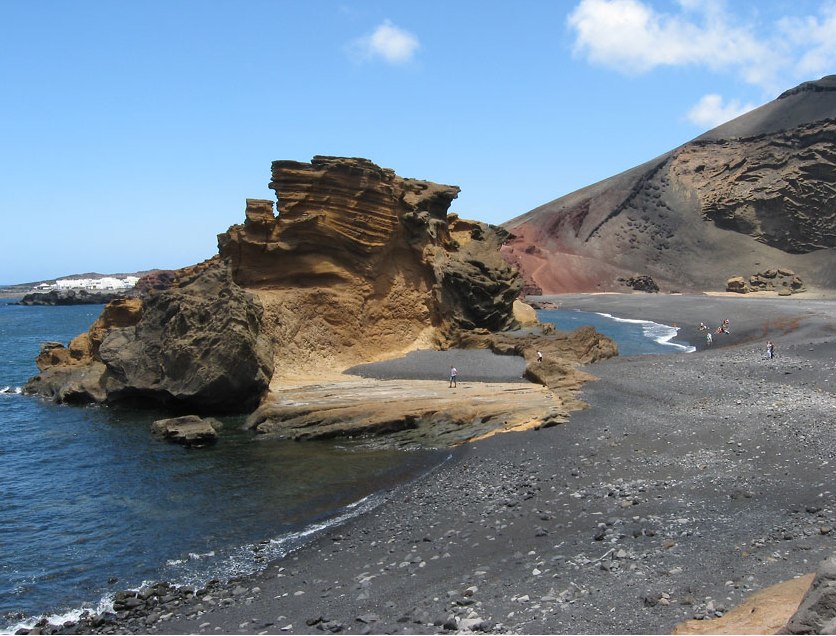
150 415 222 447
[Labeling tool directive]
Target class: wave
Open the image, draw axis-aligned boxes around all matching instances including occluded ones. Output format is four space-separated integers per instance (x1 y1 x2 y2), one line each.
6 451 455 634
0 386 23 395
594 312 697 353
5 494 381 634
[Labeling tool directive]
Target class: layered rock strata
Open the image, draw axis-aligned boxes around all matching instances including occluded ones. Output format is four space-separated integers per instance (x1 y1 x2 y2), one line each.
247 326 617 446
27 157 546 422
219 156 522 376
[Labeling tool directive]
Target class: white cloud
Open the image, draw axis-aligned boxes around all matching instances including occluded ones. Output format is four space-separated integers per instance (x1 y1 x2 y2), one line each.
349 19 420 65
778 5 836 78
566 0 788 91
686 94 757 128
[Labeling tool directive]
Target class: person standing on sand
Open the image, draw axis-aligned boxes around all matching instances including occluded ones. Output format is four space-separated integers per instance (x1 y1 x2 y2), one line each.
767 340 775 359
706 332 712 346
449 366 457 388
537 351 543 364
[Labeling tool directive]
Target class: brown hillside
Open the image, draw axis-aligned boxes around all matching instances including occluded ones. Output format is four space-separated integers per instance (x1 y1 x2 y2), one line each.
502 76 836 294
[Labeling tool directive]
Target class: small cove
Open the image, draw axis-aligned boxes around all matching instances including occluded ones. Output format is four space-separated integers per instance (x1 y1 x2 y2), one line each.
1 302 689 630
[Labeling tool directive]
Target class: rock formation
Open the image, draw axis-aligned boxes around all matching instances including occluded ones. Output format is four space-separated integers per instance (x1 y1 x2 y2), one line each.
218 156 521 377
26 157 531 417
248 325 617 446
725 268 805 294
783 553 836 634
502 76 836 294
15 289 128 305
26 262 274 412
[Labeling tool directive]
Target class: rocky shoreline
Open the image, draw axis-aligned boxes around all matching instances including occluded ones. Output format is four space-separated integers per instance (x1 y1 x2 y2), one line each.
12 294 836 635
13 289 129 306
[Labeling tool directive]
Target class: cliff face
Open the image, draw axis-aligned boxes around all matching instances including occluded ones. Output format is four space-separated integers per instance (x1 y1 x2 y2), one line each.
503 76 836 294
27 157 522 409
218 156 521 377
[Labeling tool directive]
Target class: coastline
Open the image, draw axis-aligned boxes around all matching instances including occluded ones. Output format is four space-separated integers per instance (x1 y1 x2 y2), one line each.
15 293 836 635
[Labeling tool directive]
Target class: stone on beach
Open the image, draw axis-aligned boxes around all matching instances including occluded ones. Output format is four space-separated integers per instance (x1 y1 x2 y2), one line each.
150 415 222 447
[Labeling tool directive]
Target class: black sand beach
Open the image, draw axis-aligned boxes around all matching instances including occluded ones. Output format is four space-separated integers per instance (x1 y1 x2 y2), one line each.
39 294 836 635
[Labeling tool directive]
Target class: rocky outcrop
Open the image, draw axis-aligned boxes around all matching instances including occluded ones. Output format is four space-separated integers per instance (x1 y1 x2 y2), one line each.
25 263 274 412
726 269 806 294
15 289 128 305
26 157 524 413
133 269 176 294
502 76 836 294
219 157 521 376
670 121 836 254
617 275 659 293
783 554 836 634
151 415 222 447
247 324 618 446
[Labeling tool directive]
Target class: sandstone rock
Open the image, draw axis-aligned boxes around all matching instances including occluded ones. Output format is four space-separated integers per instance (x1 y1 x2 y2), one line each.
151 415 221 447
218 157 521 376
673 574 815 635
726 276 750 293
512 300 538 327
27 157 524 413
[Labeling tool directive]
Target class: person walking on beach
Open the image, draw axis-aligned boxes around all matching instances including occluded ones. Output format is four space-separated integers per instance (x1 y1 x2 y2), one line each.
706 331 712 346
536 350 543 364
767 340 775 359
449 366 457 388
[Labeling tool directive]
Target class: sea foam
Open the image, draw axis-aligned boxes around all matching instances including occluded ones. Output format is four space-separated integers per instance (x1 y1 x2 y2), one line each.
596 312 696 353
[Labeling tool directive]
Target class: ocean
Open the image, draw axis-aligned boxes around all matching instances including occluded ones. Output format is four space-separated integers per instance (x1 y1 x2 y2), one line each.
0 302 446 631
537 307 696 356
0 302 692 631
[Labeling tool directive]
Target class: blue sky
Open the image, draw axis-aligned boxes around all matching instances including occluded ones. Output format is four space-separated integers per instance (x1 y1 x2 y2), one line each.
2 0 835 284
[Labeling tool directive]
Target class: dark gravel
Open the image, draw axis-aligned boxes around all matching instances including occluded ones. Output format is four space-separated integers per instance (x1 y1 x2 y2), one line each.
346 349 527 383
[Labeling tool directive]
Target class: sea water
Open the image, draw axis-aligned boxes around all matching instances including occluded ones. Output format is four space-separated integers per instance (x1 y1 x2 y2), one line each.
0 302 446 630
537 308 696 355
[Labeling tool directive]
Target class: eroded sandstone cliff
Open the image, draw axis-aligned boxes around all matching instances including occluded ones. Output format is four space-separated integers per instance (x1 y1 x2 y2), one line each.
26 157 527 413
218 156 521 377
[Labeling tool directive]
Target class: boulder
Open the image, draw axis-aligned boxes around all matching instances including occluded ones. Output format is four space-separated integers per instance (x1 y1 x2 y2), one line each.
26 262 274 413
726 276 750 293
619 275 659 293
729 270 805 294
783 553 836 634
151 415 221 447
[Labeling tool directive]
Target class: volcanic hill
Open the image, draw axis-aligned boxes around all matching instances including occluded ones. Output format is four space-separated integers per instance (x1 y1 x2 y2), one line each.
501 75 836 295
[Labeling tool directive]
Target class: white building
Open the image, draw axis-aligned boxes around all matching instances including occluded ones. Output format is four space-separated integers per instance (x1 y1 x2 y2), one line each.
48 276 140 291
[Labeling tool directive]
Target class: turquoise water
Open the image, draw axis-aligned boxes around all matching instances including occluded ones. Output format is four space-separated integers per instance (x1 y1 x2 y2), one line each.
537 308 695 356
0 302 445 630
